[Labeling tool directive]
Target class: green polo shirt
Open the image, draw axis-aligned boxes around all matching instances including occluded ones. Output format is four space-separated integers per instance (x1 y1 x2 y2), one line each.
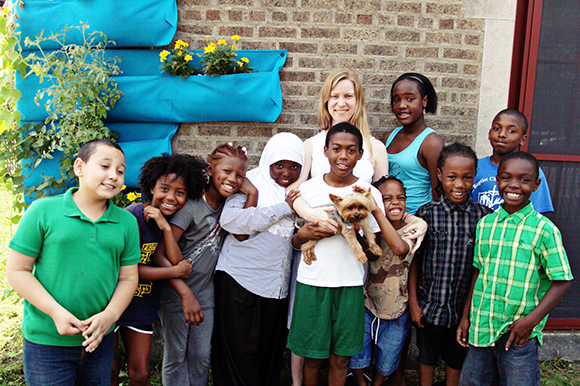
468 202 573 347
9 188 141 347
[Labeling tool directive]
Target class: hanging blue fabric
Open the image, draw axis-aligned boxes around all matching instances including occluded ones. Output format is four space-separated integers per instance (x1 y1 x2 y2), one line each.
20 122 178 200
16 49 287 123
14 0 177 49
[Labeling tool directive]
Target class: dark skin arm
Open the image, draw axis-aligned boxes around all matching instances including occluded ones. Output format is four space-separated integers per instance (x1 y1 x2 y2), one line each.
418 133 444 200
408 249 424 328
353 185 410 257
153 225 204 326
505 280 571 350
291 221 336 249
457 269 479 347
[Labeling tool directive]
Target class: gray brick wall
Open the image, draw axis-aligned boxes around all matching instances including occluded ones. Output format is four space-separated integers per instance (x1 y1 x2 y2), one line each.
171 0 485 166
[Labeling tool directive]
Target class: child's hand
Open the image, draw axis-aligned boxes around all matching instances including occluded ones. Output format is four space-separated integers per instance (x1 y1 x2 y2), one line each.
456 316 470 347
239 177 258 197
52 308 87 336
81 310 116 352
181 291 204 327
143 205 171 232
175 258 193 279
299 221 336 241
409 301 424 328
403 217 428 254
505 316 535 350
352 185 380 212
286 188 301 213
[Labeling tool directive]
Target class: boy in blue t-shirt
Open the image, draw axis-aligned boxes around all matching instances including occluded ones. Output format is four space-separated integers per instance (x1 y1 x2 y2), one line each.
471 108 553 213
7 139 141 385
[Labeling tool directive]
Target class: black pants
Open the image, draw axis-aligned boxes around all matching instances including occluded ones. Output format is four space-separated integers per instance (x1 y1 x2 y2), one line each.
212 271 288 386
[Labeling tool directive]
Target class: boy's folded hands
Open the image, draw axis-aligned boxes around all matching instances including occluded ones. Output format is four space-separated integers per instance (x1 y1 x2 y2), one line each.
81 310 116 352
52 308 87 337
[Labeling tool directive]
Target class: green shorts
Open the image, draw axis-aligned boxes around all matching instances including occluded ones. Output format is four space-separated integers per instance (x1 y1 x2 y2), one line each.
287 283 364 359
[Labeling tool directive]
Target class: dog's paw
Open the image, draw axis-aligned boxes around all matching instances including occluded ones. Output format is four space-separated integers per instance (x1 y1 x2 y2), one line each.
356 253 368 264
369 243 383 257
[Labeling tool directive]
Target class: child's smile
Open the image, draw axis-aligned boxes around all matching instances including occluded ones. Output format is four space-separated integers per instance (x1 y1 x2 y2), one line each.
151 173 187 216
391 79 427 127
437 156 476 206
208 157 247 198
488 113 527 156
497 158 540 213
270 160 301 187
324 132 362 180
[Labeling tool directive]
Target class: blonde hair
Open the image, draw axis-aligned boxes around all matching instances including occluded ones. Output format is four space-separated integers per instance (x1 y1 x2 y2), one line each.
317 68 375 165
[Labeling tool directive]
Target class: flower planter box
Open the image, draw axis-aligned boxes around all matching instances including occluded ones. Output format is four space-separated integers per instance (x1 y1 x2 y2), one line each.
17 49 287 123
14 0 177 49
21 122 178 193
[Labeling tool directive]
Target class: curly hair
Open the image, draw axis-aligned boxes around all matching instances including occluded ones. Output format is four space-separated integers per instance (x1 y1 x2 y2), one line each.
207 143 248 168
372 175 406 193
139 153 207 202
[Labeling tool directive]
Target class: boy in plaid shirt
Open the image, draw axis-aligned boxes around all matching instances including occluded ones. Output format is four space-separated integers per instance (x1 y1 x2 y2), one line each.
457 151 573 386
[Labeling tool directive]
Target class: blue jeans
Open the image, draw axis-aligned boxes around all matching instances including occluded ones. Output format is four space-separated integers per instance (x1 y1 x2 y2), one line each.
459 334 540 386
350 307 411 376
23 333 114 386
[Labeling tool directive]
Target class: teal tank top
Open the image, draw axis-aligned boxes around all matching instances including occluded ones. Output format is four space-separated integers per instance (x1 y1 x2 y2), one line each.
385 127 436 214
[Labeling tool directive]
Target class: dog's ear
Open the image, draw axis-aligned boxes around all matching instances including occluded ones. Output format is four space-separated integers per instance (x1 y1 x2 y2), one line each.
329 194 342 205
365 188 372 198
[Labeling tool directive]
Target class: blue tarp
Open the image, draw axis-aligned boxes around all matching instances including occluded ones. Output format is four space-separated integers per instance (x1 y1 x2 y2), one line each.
16 49 287 123
21 122 178 192
14 0 177 49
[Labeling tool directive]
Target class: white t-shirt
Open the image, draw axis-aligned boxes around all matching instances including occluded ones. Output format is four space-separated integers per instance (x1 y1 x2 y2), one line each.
297 175 384 287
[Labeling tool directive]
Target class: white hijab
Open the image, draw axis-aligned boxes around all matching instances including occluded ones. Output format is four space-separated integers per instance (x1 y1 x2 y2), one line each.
246 132 305 208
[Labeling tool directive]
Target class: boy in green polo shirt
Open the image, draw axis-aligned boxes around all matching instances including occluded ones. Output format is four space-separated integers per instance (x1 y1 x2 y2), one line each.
6 139 141 386
456 151 573 386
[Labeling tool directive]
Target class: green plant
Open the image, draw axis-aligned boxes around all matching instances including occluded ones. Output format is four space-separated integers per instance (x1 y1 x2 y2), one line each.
0 21 122 219
159 39 198 80
197 35 253 77
112 185 143 208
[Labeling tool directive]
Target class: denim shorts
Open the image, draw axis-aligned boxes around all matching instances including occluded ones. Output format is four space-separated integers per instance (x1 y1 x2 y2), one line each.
459 334 540 386
349 307 411 376
23 332 114 386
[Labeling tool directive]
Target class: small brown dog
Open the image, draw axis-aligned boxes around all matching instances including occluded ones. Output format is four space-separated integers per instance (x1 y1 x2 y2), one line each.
301 189 383 265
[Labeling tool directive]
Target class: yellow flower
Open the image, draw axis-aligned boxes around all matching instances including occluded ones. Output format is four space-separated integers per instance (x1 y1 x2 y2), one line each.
175 39 189 49
2 7 8 15
232 45 237 50
159 50 170 62
218 39 227 46
185 54 193 62
241 57 249 63
135 193 142 198
121 185 127 191
126 192 137 202
237 61 242 66
204 44 216 53
178 50 183 56
232 35 241 42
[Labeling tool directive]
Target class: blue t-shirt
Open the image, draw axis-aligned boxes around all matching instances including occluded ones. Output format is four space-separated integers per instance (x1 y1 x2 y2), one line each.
117 203 163 326
471 156 554 214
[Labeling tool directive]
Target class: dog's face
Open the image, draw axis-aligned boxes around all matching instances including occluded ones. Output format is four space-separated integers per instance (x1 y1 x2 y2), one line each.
329 190 373 223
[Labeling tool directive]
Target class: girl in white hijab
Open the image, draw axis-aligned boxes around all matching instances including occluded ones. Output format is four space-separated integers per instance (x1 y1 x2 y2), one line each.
212 133 305 386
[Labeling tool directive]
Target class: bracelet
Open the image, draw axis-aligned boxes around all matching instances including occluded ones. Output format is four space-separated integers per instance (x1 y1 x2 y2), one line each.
290 235 302 251
411 216 423 225
403 212 412 222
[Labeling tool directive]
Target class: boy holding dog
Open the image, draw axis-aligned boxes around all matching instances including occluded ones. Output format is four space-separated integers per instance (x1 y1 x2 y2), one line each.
287 122 385 385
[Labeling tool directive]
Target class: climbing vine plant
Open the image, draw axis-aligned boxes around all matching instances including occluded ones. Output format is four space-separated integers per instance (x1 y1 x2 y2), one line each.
0 13 122 221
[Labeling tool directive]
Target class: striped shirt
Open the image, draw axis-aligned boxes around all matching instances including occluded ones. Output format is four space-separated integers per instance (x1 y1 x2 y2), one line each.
468 202 573 347
415 195 493 327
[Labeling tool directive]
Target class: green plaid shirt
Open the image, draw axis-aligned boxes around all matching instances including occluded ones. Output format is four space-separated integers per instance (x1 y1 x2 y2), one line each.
468 202 573 347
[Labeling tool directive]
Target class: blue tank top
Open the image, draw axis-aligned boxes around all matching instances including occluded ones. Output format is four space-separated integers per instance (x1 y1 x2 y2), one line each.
385 126 436 214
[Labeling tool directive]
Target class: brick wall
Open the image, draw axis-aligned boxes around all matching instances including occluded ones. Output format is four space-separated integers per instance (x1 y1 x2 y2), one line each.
172 0 485 167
